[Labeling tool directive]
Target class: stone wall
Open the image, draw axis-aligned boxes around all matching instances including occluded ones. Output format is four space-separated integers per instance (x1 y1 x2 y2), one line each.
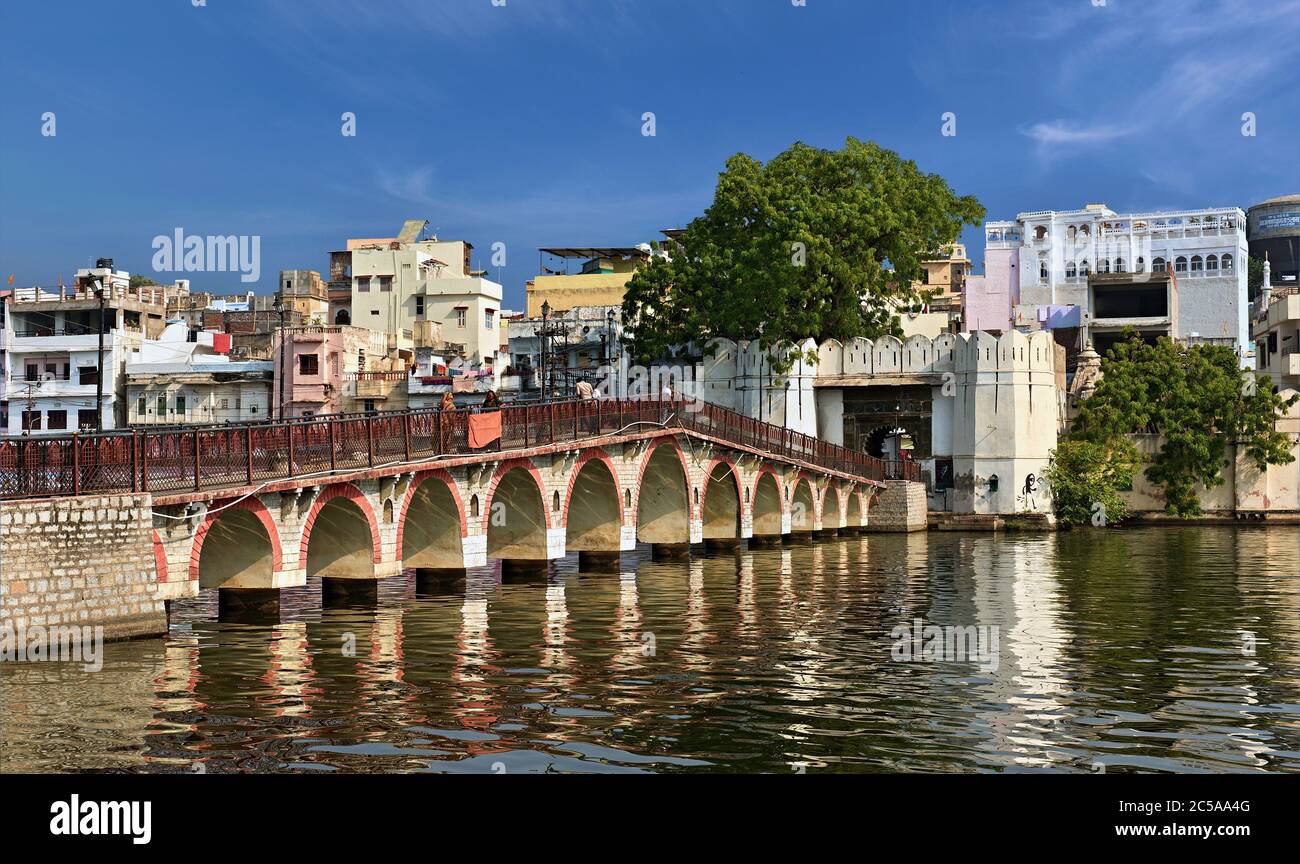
1 494 166 641
866 481 927 532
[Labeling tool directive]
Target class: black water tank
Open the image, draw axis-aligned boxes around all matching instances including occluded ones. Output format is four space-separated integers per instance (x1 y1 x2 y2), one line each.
95 257 113 269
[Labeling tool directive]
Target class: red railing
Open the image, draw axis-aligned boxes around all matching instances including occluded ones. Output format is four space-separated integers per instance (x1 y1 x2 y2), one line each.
0 399 917 499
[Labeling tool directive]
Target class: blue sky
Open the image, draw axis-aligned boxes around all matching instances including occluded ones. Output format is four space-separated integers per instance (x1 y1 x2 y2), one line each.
2 0 1297 309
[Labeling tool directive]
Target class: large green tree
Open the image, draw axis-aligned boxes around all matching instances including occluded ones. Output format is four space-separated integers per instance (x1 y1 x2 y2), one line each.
621 137 984 369
1071 335 1297 516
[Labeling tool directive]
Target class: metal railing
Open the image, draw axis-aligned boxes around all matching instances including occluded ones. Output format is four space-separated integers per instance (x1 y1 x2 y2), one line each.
0 398 916 499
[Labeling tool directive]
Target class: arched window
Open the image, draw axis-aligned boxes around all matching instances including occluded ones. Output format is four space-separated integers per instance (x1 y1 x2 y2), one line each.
1080 260 1091 276
1080 224 1091 236
1136 257 1145 273
1191 255 1203 273
1175 256 1188 273
1067 225 1077 241
1222 253 1233 272
1038 254 1048 280
334 308 351 325
1206 254 1218 271
1099 258 1111 274
553 491 561 512
1035 225 1047 240
1153 257 1166 273
1065 261 1077 279
1115 258 1126 272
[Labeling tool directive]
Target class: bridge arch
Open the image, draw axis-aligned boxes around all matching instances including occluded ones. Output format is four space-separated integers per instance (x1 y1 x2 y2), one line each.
483 458 550 562
190 497 283 589
152 530 169 583
845 488 864 530
791 474 817 535
398 468 467 570
750 467 784 540
702 457 742 546
300 483 382 579
563 448 623 554
822 484 845 531
634 438 692 545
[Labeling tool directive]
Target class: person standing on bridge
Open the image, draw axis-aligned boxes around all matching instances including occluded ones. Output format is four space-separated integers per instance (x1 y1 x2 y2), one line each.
576 378 594 400
439 392 455 412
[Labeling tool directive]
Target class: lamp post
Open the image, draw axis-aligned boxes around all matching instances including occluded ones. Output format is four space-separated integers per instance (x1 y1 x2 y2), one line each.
539 300 550 403
605 307 617 398
94 280 105 432
275 293 286 420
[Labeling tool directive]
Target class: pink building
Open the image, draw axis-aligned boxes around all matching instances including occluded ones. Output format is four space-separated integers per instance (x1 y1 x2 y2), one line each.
272 327 344 418
963 225 1020 334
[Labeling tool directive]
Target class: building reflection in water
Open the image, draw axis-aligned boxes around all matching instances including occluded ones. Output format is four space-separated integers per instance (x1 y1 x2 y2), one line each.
541 575 571 675
451 570 500 734
611 569 644 673
263 622 315 720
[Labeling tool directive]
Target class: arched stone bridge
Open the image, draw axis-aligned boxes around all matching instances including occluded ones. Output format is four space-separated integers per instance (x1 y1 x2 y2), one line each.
0 399 921 613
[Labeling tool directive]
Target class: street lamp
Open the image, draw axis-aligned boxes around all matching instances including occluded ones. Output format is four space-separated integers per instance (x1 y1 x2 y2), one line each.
540 300 550 403
605 307 617 398
275 293 286 420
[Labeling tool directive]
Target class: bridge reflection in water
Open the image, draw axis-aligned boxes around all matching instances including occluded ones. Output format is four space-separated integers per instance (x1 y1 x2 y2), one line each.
1 527 1298 774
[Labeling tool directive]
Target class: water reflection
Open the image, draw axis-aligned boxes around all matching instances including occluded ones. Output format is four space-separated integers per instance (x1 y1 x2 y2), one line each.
2 527 1299 774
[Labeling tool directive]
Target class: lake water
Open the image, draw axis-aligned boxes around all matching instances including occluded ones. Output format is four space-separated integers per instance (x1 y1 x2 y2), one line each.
2 527 1298 773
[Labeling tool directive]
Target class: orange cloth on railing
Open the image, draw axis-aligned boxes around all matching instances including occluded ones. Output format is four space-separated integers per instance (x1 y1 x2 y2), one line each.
467 412 501 448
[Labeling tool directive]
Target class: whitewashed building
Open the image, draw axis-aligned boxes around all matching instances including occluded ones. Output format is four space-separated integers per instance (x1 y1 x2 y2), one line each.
126 322 273 425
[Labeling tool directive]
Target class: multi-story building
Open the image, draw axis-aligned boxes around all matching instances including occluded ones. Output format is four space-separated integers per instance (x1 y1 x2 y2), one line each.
326 220 501 373
1252 258 1300 392
505 304 621 398
526 246 650 318
126 322 273 425
277 269 330 325
271 324 408 418
2 266 167 434
1248 195 1300 293
898 244 971 338
966 203 1249 365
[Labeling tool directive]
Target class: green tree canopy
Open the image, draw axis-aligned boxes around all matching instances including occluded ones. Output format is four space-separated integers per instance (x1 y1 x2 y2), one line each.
1071 334 1297 516
621 137 984 369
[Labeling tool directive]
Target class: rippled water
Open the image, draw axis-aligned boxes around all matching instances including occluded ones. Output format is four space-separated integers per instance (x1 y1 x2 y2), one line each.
2 527 1299 773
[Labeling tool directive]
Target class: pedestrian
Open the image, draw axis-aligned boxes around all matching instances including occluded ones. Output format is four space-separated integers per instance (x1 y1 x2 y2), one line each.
482 390 501 409
577 379 594 400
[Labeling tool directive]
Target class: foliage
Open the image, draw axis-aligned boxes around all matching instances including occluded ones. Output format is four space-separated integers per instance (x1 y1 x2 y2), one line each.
620 137 984 370
129 274 160 288
1070 334 1297 517
1044 438 1138 526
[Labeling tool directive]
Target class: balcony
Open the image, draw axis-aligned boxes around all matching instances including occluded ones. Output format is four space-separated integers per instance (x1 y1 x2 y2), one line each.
349 371 406 400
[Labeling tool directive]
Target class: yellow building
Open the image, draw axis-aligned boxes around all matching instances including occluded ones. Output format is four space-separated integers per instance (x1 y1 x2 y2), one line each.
526 247 650 317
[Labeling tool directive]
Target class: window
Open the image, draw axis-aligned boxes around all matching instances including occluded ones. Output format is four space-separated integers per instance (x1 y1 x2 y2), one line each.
78 410 97 430
1038 255 1048 280
456 308 466 328
1206 254 1219 271
1153 257 1167 273
1175 256 1188 273
21 410 41 431
1222 254 1233 272
157 395 167 417
379 276 393 292
415 296 424 317
176 395 186 416
1099 259 1110 274
357 277 371 292
1080 260 1090 276
78 365 99 386
220 398 229 410
363 399 377 414
235 396 242 410
484 308 494 329
1115 258 1126 273
1136 257 1145 273
46 409 67 430
25 364 38 382
137 395 146 417
299 354 319 375
1191 255 1203 273
921 268 930 285
370 309 380 316
1066 261 1077 279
